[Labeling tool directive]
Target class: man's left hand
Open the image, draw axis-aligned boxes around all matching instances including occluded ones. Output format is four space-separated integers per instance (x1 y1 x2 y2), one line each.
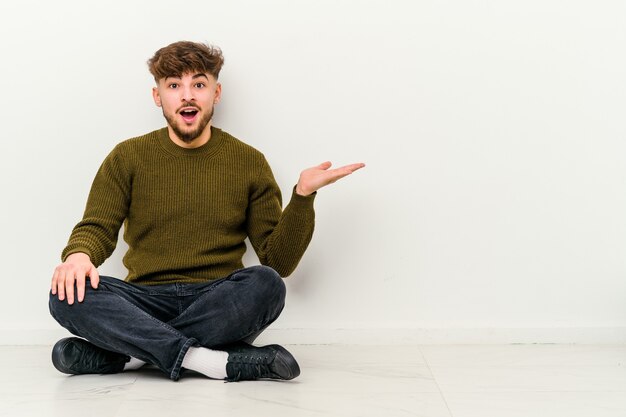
295 161 366 196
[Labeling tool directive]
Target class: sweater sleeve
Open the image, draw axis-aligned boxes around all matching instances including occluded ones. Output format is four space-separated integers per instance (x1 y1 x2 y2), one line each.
61 145 132 267
246 157 316 277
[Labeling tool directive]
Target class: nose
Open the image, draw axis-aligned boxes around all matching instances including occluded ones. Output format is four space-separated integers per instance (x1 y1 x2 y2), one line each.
180 85 195 102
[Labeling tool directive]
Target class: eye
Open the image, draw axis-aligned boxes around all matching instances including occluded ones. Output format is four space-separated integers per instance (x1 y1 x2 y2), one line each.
195 83 205 88
168 83 178 89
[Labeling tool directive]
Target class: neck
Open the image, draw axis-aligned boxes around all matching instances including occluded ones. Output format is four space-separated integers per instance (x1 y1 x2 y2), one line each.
167 122 212 149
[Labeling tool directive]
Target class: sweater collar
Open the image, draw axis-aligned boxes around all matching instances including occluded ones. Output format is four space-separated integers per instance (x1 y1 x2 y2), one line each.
157 125 224 157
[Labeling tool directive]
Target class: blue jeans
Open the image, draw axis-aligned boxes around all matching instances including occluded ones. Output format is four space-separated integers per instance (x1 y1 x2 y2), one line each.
48 265 286 380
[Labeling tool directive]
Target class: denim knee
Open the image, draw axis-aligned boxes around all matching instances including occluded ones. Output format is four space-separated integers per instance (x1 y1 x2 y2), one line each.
49 288 99 329
249 265 286 305
49 292 73 330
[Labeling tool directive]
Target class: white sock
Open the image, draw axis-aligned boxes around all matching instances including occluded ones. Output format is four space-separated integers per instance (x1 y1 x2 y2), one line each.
181 347 229 379
124 356 147 371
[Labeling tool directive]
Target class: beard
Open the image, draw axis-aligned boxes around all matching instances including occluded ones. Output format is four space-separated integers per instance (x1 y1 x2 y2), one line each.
163 105 214 144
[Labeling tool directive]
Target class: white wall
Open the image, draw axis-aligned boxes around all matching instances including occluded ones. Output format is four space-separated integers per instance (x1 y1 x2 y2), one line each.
1 0 624 344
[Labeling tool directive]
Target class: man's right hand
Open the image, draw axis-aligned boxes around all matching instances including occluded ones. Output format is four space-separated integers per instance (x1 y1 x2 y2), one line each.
51 252 100 305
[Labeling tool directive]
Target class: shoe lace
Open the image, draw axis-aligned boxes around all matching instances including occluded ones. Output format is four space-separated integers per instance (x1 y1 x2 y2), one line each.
72 342 124 372
226 353 272 382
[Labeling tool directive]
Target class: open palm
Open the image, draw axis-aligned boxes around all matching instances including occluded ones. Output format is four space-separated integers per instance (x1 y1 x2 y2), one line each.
296 161 365 196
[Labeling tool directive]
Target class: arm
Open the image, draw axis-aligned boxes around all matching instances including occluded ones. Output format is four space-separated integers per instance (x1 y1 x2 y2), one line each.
51 145 132 303
246 157 316 277
246 158 365 277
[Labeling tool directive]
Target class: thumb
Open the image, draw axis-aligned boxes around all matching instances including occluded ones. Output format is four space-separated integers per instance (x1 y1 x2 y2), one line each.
316 161 332 170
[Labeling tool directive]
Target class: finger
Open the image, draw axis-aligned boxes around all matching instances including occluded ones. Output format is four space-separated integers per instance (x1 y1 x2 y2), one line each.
337 162 366 173
313 161 332 170
76 270 86 303
90 266 100 289
65 272 76 305
323 167 361 184
57 271 66 301
326 164 365 180
51 269 59 295
326 171 353 183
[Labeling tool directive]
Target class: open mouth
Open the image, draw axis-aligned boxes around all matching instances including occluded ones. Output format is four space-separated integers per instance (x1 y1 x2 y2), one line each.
179 108 199 123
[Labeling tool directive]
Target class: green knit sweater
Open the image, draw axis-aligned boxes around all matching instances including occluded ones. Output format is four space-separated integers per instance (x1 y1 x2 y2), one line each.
61 126 316 285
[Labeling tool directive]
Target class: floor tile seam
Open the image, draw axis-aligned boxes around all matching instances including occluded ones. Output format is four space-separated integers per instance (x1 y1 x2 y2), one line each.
425 365 626 369
417 345 456 417
417 347 626 352
436 389 626 394
416 344 626 346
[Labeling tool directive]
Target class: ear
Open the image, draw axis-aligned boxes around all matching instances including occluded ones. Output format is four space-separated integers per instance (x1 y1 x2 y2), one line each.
152 87 162 107
213 83 222 105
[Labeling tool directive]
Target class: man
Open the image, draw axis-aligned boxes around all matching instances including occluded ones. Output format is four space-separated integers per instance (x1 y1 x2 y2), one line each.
48 41 364 382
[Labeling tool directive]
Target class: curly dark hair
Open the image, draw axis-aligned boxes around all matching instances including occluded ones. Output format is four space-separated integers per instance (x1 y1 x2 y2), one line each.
147 41 225 81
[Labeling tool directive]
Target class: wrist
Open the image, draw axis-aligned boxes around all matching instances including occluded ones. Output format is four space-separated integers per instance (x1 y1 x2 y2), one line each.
66 252 90 262
295 184 312 196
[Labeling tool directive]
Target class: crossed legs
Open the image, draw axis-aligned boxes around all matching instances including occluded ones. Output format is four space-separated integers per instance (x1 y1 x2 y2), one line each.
49 265 287 380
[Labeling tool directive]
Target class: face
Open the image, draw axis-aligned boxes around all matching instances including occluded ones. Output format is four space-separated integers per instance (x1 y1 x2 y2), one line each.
152 72 222 144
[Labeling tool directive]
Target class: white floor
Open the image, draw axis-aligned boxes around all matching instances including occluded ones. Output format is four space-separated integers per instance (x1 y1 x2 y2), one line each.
1 344 625 417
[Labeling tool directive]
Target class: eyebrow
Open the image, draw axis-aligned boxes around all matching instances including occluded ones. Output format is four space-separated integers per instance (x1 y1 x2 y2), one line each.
164 73 209 82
